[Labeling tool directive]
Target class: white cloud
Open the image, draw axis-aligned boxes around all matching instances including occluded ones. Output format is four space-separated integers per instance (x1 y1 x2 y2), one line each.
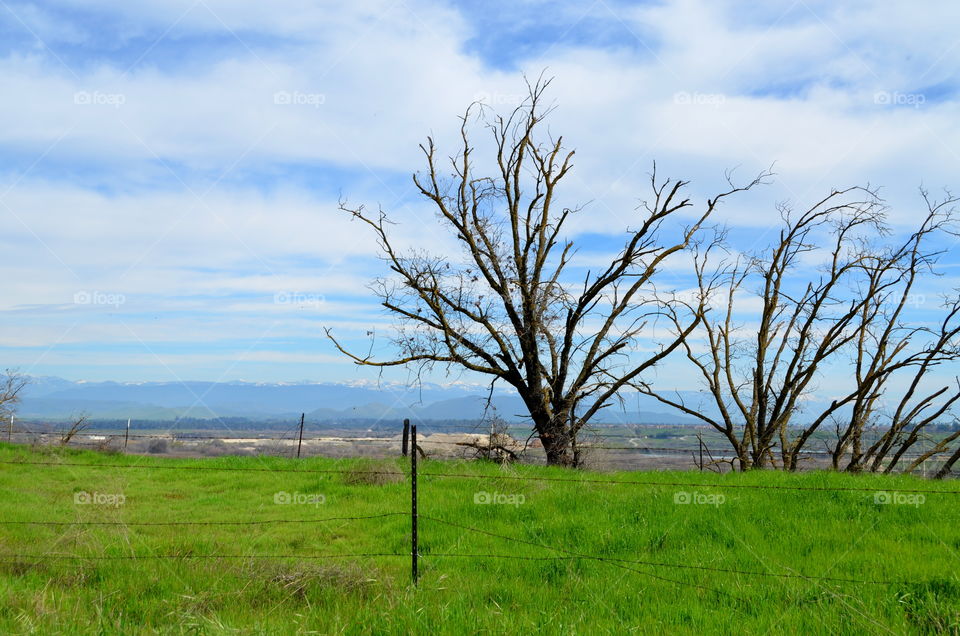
1 0 959 381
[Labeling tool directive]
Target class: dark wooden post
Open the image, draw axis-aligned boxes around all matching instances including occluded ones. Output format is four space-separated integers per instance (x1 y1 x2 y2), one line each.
411 423 419 586
402 419 410 457
697 431 704 471
296 413 305 459
124 418 130 450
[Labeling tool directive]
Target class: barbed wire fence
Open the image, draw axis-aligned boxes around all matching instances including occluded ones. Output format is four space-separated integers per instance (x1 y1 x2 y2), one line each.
1 420 959 600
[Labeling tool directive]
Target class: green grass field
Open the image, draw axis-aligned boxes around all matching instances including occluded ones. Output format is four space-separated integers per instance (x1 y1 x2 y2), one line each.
1 443 959 634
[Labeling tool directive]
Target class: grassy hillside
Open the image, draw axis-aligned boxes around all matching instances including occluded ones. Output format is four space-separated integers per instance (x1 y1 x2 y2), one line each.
0 443 958 634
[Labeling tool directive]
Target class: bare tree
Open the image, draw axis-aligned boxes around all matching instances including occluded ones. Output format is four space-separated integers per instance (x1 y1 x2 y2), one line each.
933 423 960 479
457 414 520 464
0 369 28 426
60 414 90 445
834 191 960 475
640 187 960 473
326 78 767 466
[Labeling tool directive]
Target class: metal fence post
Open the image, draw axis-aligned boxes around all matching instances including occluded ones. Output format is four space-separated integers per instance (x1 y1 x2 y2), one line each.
411 423 418 586
402 419 410 457
297 413 305 459
697 432 704 471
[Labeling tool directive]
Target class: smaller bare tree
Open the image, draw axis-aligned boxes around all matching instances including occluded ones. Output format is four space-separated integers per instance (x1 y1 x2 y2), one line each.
0 369 28 426
458 413 520 463
60 414 90 445
827 191 960 474
639 187 888 469
639 187 960 473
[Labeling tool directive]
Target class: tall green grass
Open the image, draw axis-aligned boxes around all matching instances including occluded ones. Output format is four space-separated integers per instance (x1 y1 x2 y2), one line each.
0 443 958 634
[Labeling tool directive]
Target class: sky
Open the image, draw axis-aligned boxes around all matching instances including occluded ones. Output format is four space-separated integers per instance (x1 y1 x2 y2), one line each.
1 0 959 388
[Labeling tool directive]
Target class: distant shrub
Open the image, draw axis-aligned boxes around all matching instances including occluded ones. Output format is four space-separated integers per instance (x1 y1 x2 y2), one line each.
95 438 121 455
200 440 229 456
147 438 169 454
651 431 678 439
256 442 291 457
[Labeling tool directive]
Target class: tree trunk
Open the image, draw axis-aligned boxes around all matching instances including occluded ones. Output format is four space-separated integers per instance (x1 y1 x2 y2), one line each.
934 445 960 479
536 414 578 467
539 431 576 466
542 438 575 467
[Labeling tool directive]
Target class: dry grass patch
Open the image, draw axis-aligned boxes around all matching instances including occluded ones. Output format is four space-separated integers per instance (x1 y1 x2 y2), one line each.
341 461 404 486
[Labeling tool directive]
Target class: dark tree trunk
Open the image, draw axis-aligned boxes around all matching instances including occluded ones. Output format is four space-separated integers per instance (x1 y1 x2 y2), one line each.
543 439 575 467
536 413 577 467
934 446 960 479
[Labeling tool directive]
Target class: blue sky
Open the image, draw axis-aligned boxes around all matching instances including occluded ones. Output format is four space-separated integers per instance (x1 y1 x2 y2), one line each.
1 0 959 388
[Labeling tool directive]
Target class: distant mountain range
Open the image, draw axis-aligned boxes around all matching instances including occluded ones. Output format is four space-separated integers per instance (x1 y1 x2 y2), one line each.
16 376 702 425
